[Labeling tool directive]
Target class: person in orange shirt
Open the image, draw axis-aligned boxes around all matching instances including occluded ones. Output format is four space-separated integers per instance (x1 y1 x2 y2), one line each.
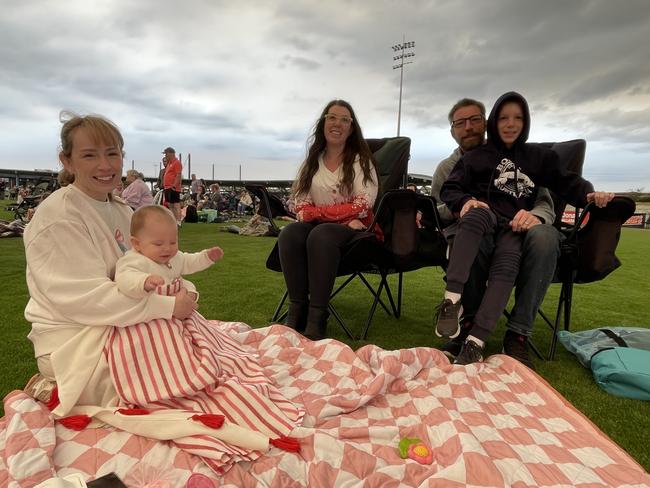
162 147 183 226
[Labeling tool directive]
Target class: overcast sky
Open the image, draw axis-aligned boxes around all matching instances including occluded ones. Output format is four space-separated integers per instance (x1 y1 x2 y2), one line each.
2 0 649 190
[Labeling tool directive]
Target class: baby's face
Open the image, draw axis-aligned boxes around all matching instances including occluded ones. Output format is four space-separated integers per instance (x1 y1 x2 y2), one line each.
132 215 179 265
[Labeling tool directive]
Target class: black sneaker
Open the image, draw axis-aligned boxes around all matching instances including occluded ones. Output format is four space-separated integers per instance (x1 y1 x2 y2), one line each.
453 339 484 365
440 320 473 360
502 330 535 370
434 298 463 339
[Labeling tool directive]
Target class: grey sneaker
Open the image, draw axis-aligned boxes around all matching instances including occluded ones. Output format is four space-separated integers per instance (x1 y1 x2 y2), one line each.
440 319 473 360
434 298 463 339
453 339 484 365
502 330 535 370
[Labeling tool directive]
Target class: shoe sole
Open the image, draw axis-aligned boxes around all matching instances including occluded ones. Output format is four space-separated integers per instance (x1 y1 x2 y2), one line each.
435 324 461 339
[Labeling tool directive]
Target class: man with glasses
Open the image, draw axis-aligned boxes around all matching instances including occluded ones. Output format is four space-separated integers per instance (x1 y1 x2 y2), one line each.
431 98 560 369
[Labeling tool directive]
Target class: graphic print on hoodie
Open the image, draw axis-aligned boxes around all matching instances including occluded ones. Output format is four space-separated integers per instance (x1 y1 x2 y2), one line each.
494 157 535 199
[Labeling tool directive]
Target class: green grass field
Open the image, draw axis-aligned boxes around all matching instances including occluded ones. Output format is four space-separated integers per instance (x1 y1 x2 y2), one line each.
1 200 649 472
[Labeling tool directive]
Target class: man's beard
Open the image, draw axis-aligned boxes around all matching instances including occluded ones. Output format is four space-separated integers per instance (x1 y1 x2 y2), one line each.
460 131 483 152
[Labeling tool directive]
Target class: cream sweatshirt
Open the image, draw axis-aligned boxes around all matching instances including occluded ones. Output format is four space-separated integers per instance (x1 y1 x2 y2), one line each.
23 184 175 359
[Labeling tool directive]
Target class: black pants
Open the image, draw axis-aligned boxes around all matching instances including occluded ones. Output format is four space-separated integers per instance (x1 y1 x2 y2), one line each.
278 222 360 309
445 208 522 342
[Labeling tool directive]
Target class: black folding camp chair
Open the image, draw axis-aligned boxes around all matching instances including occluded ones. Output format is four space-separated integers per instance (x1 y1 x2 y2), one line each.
529 140 636 359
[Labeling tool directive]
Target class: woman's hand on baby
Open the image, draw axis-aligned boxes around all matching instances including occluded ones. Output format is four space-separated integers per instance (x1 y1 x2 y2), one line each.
586 191 615 208
173 288 197 319
207 246 224 262
144 275 165 292
460 198 489 218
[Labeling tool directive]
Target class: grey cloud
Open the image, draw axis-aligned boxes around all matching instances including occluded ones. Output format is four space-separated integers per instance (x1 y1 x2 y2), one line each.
1 0 650 190
280 55 321 71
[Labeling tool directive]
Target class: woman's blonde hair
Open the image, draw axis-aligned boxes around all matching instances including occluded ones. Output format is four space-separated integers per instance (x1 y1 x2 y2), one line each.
58 111 125 189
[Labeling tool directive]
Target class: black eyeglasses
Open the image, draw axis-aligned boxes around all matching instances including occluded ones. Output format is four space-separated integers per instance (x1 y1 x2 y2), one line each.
451 115 484 129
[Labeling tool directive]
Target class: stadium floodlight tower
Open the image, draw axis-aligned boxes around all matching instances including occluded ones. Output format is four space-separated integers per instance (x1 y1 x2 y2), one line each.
392 36 415 137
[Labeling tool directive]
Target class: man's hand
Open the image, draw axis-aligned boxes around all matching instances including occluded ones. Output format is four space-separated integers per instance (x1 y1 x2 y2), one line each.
207 246 224 262
144 275 165 292
173 288 197 319
586 191 615 208
510 209 542 233
460 198 489 218
296 210 304 222
347 219 365 230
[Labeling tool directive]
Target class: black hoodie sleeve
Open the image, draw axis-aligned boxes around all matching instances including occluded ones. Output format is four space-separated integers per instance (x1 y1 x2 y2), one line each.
535 148 594 208
440 156 474 214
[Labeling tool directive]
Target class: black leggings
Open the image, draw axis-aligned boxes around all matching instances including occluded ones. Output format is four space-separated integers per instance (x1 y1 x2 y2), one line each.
278 222 359 309
445 208 522 342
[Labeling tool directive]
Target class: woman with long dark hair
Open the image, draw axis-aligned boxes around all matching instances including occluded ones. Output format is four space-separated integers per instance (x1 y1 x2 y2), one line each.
278 99 379 340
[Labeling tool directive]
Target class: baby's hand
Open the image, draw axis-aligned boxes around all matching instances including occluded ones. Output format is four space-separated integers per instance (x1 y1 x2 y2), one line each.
207 246 224 262
144 275 165 292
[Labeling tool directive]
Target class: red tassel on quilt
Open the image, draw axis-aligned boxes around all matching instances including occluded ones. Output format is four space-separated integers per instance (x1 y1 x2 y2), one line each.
190 414 225 429
59 415 92 431
46 386 60 411
270 436 300 452
116 408 151 415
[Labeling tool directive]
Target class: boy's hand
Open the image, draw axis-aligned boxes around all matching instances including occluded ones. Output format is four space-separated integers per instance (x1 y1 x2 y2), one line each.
460 198 489 218
144 275 165 292
207 246 224 262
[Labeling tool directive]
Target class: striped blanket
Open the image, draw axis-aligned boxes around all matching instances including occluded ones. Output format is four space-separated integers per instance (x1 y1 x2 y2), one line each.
103 312 303 473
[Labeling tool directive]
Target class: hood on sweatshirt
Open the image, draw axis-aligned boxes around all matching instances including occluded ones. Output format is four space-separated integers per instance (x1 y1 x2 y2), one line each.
487 91 531 150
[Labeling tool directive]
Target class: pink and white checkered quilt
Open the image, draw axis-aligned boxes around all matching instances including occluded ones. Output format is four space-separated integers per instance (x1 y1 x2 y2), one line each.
2 321 649 487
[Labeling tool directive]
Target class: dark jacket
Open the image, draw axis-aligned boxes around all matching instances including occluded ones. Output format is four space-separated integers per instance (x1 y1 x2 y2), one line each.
441 91 593 220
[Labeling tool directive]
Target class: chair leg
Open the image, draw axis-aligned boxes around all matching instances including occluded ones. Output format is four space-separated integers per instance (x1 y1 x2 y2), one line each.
548 284 568 360
330 273 359 300
381 274 399 317
564 282 573 331
538 309 554 331
272 290 288 322
549 281 574 360
328 304 355 340
396 272 404 318
357 273 392 316
359 278 388 341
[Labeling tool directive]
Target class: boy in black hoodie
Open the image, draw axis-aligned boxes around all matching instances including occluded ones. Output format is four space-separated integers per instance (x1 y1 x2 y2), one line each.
436 91 614 365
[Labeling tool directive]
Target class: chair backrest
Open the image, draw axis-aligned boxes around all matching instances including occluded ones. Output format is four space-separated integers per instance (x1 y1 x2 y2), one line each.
245 184 294 219
374 190 420 266
366 137 411 203
244 184 294 236
536 139 586 227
